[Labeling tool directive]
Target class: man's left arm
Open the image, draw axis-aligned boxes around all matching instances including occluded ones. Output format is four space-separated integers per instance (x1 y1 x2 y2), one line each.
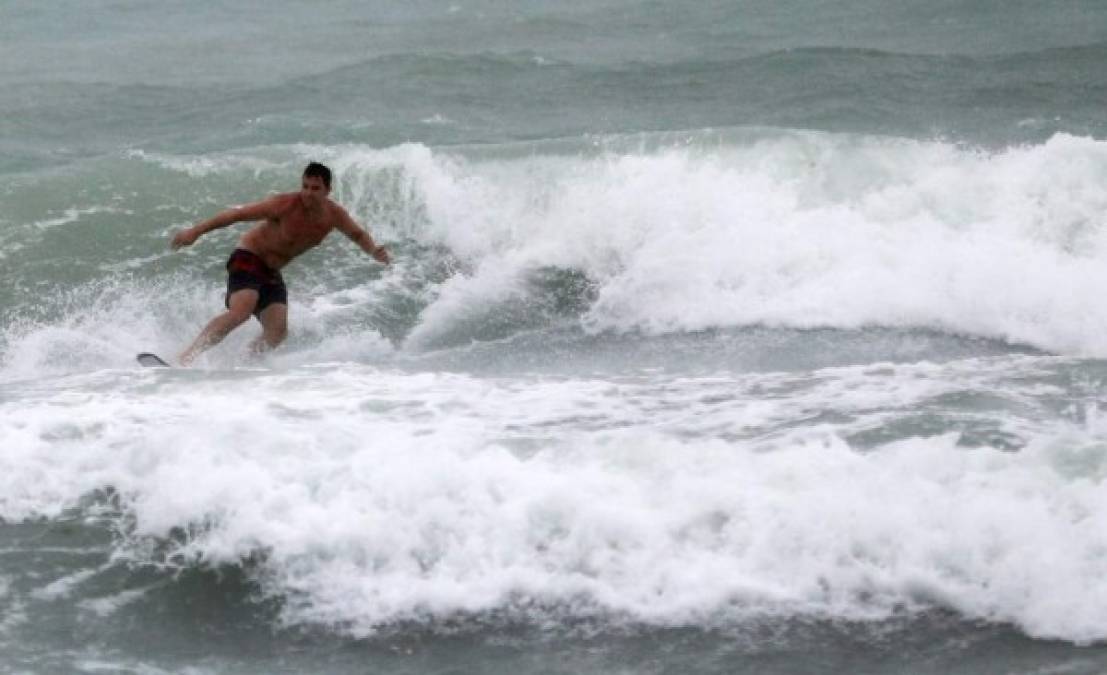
335 207 391 265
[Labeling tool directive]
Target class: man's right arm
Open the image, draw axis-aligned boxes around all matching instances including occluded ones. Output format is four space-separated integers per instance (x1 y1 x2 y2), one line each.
171 197 281 250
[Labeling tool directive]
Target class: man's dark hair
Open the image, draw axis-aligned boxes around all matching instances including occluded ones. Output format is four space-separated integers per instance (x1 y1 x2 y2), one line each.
303 162 332 189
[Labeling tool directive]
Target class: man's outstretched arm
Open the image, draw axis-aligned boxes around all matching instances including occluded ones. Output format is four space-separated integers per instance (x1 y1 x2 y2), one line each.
335 208 391 265
171 198 280 249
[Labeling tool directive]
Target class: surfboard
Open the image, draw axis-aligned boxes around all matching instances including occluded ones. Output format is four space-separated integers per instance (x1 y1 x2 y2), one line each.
136 352 171 368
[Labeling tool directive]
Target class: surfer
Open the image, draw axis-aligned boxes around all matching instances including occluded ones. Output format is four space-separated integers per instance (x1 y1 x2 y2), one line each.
170 162 391 365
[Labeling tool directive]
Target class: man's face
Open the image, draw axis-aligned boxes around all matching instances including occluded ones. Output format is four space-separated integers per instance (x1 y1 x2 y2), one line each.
300 175 329 206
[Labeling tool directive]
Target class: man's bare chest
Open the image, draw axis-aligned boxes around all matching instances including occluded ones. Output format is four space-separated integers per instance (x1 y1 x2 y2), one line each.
273 212 333 245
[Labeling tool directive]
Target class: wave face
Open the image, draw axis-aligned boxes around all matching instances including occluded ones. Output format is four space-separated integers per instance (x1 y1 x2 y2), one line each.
4 130 1107 380
343 131 1107 356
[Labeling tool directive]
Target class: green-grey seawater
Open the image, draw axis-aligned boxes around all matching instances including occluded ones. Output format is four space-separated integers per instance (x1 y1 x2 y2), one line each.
2 2 1107 673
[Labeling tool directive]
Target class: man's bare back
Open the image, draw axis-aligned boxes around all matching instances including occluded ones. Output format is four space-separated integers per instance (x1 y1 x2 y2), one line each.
169 163 390 365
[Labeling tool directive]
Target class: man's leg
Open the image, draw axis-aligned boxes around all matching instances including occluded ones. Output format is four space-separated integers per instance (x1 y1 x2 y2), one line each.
250 302 288 355
179 290 259 365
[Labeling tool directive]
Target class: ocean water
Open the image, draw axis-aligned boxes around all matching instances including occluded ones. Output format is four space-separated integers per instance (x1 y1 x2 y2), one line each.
3 1 1107 673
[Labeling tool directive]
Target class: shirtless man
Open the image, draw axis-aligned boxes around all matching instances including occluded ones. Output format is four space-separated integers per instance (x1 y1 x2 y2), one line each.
170 162 390 365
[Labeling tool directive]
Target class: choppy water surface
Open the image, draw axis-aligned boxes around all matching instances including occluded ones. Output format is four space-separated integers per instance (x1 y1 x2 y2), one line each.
3 1 1107 673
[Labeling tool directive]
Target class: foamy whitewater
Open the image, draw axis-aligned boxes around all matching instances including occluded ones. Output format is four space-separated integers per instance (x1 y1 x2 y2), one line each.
3 2 1107 673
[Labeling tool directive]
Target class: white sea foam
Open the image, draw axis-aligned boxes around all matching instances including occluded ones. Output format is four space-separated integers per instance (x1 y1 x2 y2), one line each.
0 274 223 381
77 586 155 617
128 150 285 178
317 132 1107 355
11 130 1101 376
0 359 1104 642
3 131 1105 644
30 567 104 601
29 206 131 232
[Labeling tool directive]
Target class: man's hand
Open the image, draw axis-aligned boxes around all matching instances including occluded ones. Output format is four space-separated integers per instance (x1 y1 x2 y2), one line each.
171 227 200 250
333 208 391 265
372 245 392 265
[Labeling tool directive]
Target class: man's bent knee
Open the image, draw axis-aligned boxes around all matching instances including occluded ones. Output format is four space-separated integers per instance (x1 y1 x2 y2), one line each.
222 308 254 327
265 330 287 348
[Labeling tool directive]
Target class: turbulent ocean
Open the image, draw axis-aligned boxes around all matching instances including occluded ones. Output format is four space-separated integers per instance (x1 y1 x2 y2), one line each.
3 1 1107 673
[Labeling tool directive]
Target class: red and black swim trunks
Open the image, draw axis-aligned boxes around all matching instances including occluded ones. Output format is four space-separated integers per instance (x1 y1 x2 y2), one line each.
225 249 287 317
